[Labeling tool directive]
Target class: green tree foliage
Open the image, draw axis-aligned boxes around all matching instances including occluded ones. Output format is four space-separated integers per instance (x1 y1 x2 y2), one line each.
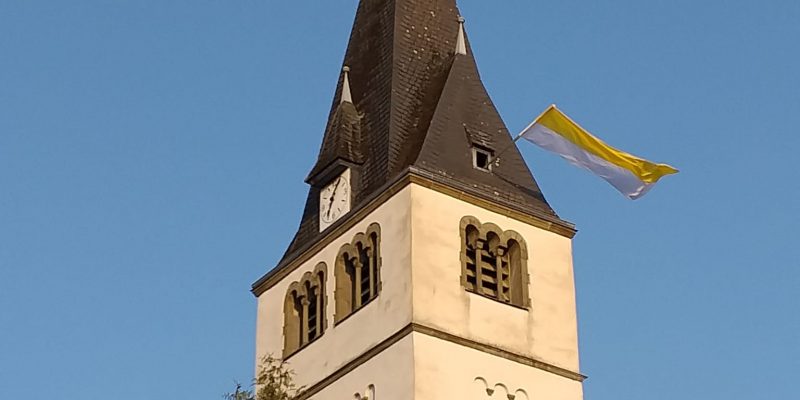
225 383 253 400
225 355 302 400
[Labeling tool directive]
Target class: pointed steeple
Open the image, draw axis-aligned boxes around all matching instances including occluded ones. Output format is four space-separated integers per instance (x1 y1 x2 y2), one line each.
283 0 570 266
455 16 468 55
340 66 353 104
306 67 363 183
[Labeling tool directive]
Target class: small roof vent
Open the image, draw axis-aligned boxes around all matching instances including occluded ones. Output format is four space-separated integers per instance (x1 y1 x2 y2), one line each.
473 146 494 172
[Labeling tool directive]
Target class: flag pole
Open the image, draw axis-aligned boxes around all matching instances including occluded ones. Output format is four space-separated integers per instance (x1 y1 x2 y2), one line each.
494 104 556 166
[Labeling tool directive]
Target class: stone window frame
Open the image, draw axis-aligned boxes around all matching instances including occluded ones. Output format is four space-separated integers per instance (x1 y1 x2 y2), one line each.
459 216 531 309
334 223 382 324
283 262 328 358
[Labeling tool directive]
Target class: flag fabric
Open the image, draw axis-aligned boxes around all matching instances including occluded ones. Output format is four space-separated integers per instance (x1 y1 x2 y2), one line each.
519 105 678 199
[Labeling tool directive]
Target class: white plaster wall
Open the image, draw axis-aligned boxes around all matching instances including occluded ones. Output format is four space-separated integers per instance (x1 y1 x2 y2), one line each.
413 333 583 400
255 187 414 389
409 184 581 372
307 335 415 400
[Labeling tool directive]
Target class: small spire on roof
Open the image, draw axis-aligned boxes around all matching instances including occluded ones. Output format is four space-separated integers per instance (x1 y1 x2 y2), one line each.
455 16 467 55
341 66 353 104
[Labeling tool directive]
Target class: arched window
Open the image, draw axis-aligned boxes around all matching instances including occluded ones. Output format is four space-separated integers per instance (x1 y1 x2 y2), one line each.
460 217 529 308
305 281 319 341
335 224 381 323
481 231 504 300
283 263 327 357
507 239 526 307
283 287 303 356
464 224 480 291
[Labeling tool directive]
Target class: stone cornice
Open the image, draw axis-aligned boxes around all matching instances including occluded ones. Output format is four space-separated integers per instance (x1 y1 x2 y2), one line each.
293 323 586 400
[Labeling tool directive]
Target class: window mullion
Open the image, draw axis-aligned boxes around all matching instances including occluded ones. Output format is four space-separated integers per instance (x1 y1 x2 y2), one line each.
354 257 363 308
300 296 310 345
476 239 485 294
314 286 323 337
495 251 504 301
368 245 376 299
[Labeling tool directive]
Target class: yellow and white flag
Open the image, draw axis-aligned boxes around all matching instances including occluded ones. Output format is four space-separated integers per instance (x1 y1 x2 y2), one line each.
520 105 678 199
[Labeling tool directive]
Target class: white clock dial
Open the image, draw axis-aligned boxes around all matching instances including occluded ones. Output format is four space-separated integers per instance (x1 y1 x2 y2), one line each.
319 173 351 229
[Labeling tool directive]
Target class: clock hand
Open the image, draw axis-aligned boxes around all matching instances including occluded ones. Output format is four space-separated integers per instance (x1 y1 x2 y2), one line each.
326 178 342 219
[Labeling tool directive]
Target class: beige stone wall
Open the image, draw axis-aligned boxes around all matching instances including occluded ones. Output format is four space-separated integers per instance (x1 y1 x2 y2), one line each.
307 335 415 400
255 182 582 396
413 332 583 400
254 187 414 389
409 184 581 372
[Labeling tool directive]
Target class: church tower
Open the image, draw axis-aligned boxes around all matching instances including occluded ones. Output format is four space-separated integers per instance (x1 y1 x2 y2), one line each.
252 1 584 399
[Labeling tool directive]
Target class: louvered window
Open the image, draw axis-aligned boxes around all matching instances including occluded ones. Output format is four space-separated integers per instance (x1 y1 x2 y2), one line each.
283 265 327 357
335 224 382 323
306 283 319 341
461 217 530 308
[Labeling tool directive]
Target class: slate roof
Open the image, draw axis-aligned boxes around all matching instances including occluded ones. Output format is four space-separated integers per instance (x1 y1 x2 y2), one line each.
276 0 569 269
307 100 364 180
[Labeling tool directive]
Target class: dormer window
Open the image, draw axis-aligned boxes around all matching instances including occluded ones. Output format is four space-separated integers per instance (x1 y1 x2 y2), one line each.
473 147 494 172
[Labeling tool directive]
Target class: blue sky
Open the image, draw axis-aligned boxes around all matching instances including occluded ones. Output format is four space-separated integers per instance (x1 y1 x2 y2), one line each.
1 1 798 399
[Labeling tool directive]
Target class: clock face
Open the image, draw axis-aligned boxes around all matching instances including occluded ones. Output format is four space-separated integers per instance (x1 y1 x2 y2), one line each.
320 175 351 226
